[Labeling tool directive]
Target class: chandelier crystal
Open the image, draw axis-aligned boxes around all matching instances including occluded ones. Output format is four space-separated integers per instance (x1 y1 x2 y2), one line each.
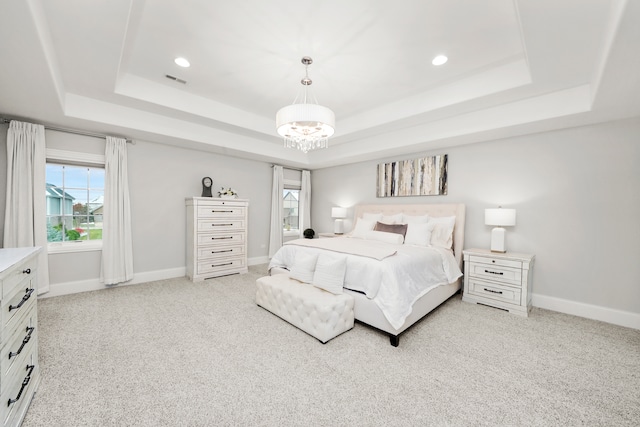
276 57 335 153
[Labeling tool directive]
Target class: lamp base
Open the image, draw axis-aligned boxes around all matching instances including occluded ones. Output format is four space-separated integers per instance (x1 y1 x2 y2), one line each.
490 227 507 253
334 219 344 235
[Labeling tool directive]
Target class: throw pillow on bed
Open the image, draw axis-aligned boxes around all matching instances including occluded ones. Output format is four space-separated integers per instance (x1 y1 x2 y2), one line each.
373 221 408 237
351 218 377 239
312 254 346 294
365 230 405 245
290 252 318 284
428 216 456 249
404 222 432 246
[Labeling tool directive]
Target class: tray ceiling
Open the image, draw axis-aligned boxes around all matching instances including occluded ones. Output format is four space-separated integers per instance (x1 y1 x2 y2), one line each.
1 0 639 169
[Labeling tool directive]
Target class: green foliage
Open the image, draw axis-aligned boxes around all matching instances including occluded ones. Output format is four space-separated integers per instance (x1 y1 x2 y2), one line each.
47 223 62 242
66 229 81 241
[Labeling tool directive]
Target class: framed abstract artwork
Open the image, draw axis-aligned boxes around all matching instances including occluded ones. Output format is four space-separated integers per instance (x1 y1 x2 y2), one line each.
376 154 448 197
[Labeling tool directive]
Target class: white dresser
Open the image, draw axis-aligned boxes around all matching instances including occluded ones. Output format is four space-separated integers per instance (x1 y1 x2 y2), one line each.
0 247 40 427
462 248 535 316
186 197 249 281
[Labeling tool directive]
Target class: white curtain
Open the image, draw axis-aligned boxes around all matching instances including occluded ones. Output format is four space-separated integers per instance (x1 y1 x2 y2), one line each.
268 165 284 258
299 170 311 235
3 121 50 294
100 136 134 285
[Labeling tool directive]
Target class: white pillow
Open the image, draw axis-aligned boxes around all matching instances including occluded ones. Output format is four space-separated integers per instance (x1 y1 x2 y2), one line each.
381 213 404 224
402 214 429 224
428 216 456 249
364 230 405 245
351 218 376 239
289 252 318 283
404 223 432 247
312 254 346 294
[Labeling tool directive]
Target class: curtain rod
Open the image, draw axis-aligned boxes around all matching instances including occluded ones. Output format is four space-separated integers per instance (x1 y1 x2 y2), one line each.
271 164 308 172
1 117 133 144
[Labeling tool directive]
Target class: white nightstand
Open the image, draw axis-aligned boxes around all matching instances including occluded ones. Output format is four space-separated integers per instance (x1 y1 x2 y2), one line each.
318 232 341 238
462 248 535 316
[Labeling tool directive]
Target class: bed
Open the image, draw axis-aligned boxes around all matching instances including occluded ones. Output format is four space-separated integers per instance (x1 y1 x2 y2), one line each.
268 203 465 346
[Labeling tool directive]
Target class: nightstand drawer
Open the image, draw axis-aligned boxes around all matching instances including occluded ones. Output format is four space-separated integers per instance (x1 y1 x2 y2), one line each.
469 255 521 269
467 279 521 305
468 262 522 286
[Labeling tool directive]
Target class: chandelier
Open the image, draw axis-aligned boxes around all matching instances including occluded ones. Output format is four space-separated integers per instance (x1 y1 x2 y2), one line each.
276 56 335 153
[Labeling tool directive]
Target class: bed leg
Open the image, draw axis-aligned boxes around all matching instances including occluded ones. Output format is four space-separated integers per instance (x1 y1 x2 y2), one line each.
389 335 399 347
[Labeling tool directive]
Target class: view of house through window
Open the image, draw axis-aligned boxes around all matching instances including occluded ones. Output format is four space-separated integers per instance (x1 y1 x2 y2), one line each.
46 163 105 242
283 189 299 231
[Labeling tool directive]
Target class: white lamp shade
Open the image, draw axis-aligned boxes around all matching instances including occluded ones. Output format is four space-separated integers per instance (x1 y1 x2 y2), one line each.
485 208 516 226
331 207 347 219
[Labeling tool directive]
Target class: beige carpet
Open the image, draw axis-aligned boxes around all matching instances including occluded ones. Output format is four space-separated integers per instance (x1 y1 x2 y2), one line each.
23 265 640 426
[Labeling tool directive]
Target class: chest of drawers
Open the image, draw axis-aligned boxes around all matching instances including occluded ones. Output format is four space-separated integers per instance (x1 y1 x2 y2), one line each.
186 197 249 281
462 248 535 316
0 247 40 427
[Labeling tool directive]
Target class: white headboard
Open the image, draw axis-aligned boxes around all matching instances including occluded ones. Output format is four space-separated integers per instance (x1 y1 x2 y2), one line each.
353 203 466 269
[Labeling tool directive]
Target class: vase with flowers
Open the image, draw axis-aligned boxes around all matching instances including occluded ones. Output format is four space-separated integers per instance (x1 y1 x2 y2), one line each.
218 187 238 199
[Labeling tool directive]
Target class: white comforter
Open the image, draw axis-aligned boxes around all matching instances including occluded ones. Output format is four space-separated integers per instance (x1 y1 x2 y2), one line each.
268 237 463 330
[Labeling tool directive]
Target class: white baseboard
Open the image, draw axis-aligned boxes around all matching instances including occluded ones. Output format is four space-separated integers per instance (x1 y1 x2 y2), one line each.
40 267 186 299
532 293 640 330
40 259 270 299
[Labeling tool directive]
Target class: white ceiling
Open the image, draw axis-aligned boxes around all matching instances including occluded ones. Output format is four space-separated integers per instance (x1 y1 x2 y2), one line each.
1 0 639 169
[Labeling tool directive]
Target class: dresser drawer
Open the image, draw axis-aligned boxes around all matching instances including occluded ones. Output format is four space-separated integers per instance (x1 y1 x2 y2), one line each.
1 257 36 300
197 245 245 260
197 219 246 231
467 279 521 305
197 232 245 246
197 257 246 276
468 261 522 286
2 354 38 427
1 282 36 332
197 205 246 219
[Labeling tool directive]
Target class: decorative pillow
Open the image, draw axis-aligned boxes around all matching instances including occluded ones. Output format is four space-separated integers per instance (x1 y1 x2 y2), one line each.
351 218 376 239
402 214 429 224
289 252 318 283
312 254 346 294
362 212 383 222
373 221 408 237
365 230 405 245
381 213 404 224
428 216 456 249
404 223 432 247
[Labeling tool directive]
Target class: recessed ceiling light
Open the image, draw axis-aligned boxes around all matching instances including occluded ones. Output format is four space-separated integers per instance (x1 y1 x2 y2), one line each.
432 55 448 66
174 57 190 68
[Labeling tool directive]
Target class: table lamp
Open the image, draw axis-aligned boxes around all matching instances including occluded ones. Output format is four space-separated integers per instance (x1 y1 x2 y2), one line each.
485 207 516 253
332 207 347 234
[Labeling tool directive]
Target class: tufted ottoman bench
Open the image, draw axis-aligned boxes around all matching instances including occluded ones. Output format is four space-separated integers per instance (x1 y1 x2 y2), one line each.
255 275 355 343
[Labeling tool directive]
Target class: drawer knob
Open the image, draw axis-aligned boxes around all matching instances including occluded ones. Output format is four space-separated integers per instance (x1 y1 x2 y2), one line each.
212 249 233 254
22 268 31 274
484 270 504 275
212 236 233 240
212 223 233 227
7 364 35 406
484 288 503 295
9 288 34 312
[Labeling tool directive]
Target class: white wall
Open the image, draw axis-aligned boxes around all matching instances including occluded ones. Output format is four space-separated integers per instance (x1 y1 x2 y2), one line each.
311 117 640 327
0 124 273 294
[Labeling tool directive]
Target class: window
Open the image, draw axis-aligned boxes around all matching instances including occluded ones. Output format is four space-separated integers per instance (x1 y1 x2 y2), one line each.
283 189 299 232
46 162 104 249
